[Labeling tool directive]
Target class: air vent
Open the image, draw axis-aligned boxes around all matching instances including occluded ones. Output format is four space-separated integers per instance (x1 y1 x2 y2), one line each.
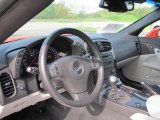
88 41 111 55
135 42 141 54
95 42 111 52
0 73 15 97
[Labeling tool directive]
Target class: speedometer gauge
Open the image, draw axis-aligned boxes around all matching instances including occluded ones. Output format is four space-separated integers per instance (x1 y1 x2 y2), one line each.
29 49 39 66
21 49 39 76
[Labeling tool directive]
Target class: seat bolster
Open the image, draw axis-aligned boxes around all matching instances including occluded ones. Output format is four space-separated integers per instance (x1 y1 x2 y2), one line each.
130 113 157 120
147 95 160 119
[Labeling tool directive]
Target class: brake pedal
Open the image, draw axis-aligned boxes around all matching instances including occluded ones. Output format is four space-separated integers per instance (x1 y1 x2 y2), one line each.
141 82 158 95
35 101 47 114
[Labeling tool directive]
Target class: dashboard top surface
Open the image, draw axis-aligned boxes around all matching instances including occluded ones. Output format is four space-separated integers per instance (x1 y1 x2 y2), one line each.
0 32 139 70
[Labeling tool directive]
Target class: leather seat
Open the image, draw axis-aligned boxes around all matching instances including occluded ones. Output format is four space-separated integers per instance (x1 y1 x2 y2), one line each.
130 95 160 120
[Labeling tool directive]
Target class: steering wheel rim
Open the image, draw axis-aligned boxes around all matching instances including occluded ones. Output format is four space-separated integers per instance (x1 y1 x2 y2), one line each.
39 28 104 107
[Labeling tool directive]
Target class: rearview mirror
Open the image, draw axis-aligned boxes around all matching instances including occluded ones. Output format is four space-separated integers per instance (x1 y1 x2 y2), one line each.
99 0 134 12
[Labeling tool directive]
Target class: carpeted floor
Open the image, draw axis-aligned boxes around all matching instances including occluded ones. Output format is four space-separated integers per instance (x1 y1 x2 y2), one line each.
3 96 148 120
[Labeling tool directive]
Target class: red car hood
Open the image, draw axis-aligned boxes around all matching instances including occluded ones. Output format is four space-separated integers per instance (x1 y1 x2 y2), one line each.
4 36 32 43
4 34 72 43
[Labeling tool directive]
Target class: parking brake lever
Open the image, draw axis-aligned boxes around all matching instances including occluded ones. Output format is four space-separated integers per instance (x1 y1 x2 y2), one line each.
141 82 158 95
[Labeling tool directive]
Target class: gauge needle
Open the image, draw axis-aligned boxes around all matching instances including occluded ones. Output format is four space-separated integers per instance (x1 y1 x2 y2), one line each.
30 57 36 66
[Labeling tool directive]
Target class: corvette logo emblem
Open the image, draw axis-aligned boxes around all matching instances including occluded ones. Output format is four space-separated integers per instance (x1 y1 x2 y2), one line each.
73 61 83 74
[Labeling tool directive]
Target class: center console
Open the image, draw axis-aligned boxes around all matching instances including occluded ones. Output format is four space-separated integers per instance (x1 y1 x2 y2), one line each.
91 40 150 112
102 51 117 87
95 41 116 87
91 40 117 88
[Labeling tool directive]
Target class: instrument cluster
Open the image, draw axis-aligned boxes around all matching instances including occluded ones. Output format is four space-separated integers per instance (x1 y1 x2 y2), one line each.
20 47 67 77
16 40 87 77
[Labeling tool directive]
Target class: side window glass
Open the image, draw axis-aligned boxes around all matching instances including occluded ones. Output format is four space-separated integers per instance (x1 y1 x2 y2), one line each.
139 21 160 38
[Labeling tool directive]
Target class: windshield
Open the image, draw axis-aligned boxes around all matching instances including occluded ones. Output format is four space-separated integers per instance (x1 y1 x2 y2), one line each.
10 0 155 39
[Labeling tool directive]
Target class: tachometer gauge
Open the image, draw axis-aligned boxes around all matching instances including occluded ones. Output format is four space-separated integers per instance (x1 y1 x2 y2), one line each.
47 47 59 63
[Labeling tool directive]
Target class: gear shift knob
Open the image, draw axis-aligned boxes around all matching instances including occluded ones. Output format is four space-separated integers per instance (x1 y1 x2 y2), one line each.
109 75 117 91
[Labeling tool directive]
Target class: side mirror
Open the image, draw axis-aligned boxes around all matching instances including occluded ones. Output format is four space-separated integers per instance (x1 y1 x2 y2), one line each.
99 0 134 12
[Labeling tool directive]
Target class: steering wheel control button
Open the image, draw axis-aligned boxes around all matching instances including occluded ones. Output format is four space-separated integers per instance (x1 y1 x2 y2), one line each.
90 58 100 70
55 64 60 75
73 61 83 74
49 62 61 78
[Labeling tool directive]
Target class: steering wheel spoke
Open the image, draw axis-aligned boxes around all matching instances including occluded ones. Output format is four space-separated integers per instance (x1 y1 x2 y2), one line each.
89 57 101 71
71 91 90 101
47 62 61 79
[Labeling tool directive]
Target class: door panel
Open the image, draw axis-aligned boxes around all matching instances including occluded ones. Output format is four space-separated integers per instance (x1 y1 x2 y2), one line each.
122 53 160 85
122 37 160 85
139 37 160 54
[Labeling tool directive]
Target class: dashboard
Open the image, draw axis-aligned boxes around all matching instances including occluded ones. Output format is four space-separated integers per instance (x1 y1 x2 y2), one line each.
1 35 115 103
0 33 140 119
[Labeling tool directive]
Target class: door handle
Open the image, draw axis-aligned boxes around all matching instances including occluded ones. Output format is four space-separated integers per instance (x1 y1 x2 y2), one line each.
154 48 160 62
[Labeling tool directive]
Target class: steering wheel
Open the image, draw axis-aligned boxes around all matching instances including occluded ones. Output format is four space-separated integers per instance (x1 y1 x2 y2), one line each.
39 28 104 107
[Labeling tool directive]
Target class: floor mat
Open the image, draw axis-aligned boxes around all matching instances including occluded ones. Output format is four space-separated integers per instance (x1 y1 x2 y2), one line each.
4 97 148 120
